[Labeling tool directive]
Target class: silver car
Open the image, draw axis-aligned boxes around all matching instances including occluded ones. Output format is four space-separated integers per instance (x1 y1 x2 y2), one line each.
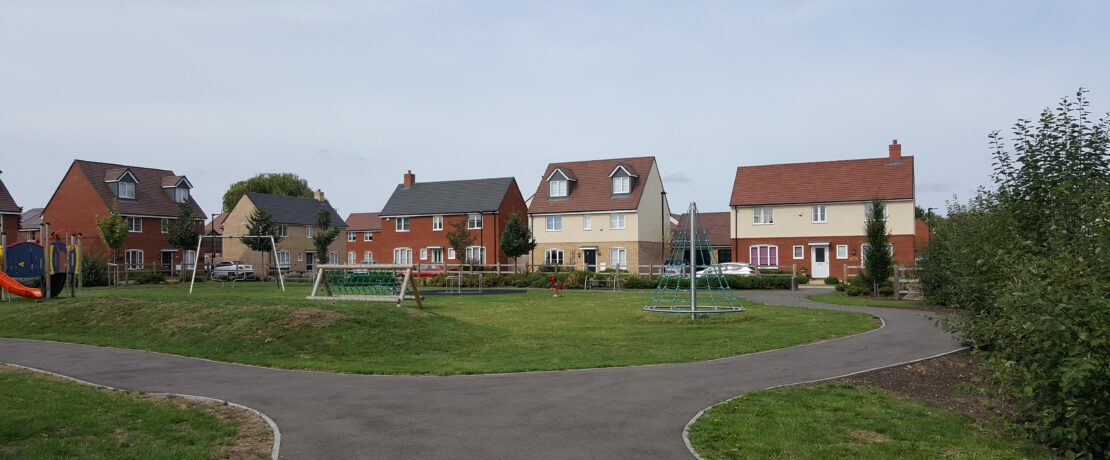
212 261 254 279
696 263 755 277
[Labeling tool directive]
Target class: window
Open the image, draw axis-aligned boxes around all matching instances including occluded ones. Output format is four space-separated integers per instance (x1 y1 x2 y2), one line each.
396 217 410 232
612 176 630 194
432 215 443 231
609 213 626 230
125 249 144 270
549 180 567 197
793 245 804 259
749 245 778 267
836 244 848 259
161 218 170 234
363 251 373 262
582 214 592 230
277 251 291 268
364 232 372 241
305 225 313 238
448 248 456 260
118 181 135 199
183 250 196 269
430 248 443 263
277 225 288 238
328 252 338 264
420 248 428 260
753 207 774 225
546 215 562 231
347 252 356 264
468 213 482 229
297 252 304 262
127 216 142 233
347 232 356 242
812 205 827 223
465 246 486 265
610 248 627 269
544 249 564 266
175 187 190 203
393 248 413 265
863 201 885 219
860 243 894 263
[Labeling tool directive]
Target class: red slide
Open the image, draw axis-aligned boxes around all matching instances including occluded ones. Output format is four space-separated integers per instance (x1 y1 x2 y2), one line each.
0 271 42 298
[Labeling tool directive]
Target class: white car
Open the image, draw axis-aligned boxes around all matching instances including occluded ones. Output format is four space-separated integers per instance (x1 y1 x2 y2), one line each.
696 263 755 277
212 261 254 279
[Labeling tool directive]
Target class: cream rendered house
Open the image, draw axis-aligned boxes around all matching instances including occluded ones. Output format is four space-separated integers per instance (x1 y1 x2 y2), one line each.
221 191 347 273
528 156 670 272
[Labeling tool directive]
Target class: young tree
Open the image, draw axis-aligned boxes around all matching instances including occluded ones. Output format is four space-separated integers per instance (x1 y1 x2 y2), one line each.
446 219 475 269
241 207 282 278
167 203 201 279
94 201 129 267
222 173 313 212
312 209 341 264
499 214 535 273
861 198 892 293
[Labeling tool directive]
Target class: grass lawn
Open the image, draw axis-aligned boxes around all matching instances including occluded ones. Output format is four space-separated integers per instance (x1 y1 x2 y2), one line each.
0 365 238 460
808 291 928 308
687 385 1053 460
0 284 875 375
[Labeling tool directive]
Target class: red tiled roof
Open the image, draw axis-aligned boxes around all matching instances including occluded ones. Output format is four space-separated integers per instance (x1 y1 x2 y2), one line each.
730 156 914 206
529 156 656 214
345 212 382 231
204 212 228 235
69 160 205 219
0 176 20 213
676 212 730 248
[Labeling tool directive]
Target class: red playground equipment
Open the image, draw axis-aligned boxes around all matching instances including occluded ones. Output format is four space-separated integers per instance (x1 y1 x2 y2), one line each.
550 275 563 297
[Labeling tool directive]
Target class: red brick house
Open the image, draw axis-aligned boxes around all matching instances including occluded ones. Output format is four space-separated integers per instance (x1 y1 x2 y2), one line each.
19 208 44 243
0 173 21 246
729 141 918 280
344 212 382 264
42 160 205 272
377 171 527 267
675 211 732 264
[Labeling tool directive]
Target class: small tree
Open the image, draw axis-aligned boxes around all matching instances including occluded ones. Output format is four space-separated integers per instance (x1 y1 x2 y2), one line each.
167 203 201 279
499 214 535 273
241 208 282 278
312 209 341 264
446 219 475 269
94 201 129 268
861 198 893 293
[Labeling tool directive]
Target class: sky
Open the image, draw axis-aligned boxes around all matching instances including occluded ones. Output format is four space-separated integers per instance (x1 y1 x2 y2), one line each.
2 0 1108 220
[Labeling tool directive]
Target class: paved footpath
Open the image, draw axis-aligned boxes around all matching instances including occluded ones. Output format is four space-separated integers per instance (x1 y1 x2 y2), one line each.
0 289 960 459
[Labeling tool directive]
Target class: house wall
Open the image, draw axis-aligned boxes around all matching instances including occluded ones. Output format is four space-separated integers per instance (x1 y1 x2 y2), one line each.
43 164 111 258
1 214 19 246
730 200 916 239
731 234 916 280
532 240 662 272
343 230 381 264
220 195 345 273
530 212 641 244
636 162 670 245
376 213 508 266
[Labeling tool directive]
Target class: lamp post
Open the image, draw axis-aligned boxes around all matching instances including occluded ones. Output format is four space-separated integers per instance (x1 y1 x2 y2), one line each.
210 213 219 272
660 190 667 269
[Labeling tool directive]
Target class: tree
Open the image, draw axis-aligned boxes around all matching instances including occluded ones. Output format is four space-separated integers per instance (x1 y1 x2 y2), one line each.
446 219 475 269
499 214 535 272
222 173 313 212
94 201 128 266
167 203 201 279
861 198 892 293
241 207 282 278
312 209 341 264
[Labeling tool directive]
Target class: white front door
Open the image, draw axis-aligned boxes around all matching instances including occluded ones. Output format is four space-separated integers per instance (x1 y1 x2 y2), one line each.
811 245 830 278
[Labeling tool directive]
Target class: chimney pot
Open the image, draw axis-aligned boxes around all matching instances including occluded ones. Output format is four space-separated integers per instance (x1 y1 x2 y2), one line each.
888 140 902 162
403 170 416 188
313 189 325 202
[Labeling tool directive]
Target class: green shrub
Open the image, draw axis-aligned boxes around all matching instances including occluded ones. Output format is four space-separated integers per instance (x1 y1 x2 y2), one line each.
824 276 839 285
80 254 110 287
834 283 847 292
132 270 166 285
845 286 868 296
796 275 810 284
877 286 894 297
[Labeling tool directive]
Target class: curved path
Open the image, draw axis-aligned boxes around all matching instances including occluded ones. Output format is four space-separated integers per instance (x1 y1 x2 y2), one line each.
0 289 960 459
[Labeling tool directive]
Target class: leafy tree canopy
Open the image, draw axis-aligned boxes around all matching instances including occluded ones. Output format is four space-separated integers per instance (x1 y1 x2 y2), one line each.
222 173 312 212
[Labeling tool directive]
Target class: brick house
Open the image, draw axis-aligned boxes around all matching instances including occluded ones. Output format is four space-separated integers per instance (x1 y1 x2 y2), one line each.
0 174 21 246
199 211 228 269
528 156 671 272
221 191 347 273
675 211 733 264
42 160 205 271
344 212 381 264
729 140 918 280
377 171 528 267
19 208 44 243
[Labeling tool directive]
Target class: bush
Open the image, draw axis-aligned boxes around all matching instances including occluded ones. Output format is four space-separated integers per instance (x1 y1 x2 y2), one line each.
834 283 847 292
131 270 166 285
877 286 894 297
824 276 839 285
845 286 868 296
796 275 810 284
80 254 110 287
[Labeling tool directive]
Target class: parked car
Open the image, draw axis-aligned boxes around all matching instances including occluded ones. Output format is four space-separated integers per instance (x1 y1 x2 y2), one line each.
696 263 755 277
212 261 254 279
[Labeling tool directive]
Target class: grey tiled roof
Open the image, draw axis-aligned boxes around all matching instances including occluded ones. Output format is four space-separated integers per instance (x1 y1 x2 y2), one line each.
246 192 347 227
380 177 515 217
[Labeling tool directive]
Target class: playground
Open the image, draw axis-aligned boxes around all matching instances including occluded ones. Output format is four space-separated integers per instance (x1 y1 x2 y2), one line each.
0 236 82 301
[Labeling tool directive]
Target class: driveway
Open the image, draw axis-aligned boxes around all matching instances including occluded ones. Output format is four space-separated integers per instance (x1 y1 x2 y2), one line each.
0 289 961 459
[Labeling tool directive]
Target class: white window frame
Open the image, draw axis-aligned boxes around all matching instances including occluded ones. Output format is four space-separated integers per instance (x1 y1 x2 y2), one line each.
610 248 627 270
305 225 313 238
793 245 804 260
546 215 562 232
753 207 774 225
297 252 304 262
812 204 827 223
544 249 564 266
125 249 144 270
836 244 848 259
363 251 373 262
420 248 428 261
347 251 356 264
277 250 291 268
448 248 456 260
393 247 413 265
364 232 372 241
127 216 142 233
347 232 356 242
465 246 486 265
582 214 592 230
609 213 626 230
549 180 567 197
749 245 779 267
175 187 190 204
467 213 483 230
118 181 135 199
430 248 443 263
612 176 630 194
395 217 410 232
183 250 196 270
277 225 288 238
328 251 338 264
161 218 170 234
432 215 444 231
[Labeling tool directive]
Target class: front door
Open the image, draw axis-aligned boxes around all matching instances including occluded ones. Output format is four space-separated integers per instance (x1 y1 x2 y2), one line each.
306 252 316 271
161 250 174 273
431 248 443 264
811 245 830 279
582 249 597 272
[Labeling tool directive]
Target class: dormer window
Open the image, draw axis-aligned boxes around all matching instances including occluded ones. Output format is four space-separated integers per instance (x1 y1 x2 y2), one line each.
546 168 575 198
119 181 135 199
175 187 190 203
549 180 567 197
612 176 630 194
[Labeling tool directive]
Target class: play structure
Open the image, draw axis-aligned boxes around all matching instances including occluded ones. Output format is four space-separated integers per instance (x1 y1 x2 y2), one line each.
307 264 422 307
644 202 743 318
0 228 83 301
188 235 285 294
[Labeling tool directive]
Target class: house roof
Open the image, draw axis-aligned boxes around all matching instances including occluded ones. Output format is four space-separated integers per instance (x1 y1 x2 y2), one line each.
730 156 914 206
345 212 382 231
0 176 19 214
245 192 346 227
20 208 44 230
529 156 656 214
677 211 731 248
67 160 205 219
380 177 516 217
204 212 228 235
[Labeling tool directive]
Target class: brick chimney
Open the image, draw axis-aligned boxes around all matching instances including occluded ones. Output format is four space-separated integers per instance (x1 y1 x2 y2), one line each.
403 170 416 189
313 189 325 202
888 139 902 162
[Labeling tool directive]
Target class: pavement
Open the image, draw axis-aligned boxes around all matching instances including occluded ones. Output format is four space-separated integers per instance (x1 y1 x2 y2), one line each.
0 288 961 459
